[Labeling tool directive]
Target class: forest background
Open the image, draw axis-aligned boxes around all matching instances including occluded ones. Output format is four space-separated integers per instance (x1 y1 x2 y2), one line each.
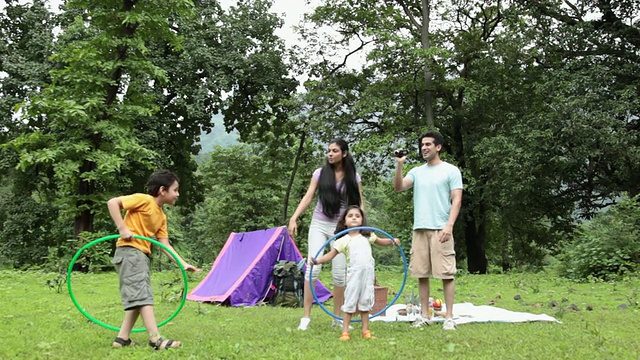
1 0 639 282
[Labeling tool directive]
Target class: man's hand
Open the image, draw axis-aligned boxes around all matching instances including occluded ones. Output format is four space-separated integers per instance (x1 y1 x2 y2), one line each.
394 148 407 164
439 225 453 243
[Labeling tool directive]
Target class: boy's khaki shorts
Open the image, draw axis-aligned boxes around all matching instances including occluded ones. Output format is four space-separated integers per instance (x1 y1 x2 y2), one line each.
409 229 457 279
112 246 153 310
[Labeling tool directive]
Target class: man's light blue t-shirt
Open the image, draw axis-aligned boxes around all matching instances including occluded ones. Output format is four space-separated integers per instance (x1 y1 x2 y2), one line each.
407 162 463 230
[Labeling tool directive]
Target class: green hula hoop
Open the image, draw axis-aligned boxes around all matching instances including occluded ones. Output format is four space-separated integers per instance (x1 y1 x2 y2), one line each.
66 234 188 332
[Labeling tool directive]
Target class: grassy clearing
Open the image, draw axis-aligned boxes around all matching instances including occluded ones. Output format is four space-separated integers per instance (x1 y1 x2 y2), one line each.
1 268 639 359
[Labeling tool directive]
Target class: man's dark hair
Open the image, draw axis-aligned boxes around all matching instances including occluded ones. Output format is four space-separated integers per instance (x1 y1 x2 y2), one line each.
147 170 179 196
418 130 445 150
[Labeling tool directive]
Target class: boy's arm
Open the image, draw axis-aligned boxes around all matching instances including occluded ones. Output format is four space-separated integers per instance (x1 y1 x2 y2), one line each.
311 248 339 265
157 237 201 272
107 197 133 240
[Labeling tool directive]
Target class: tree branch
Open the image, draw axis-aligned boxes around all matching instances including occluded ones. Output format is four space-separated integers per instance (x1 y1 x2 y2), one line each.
329 32 373 75
394 0 422 31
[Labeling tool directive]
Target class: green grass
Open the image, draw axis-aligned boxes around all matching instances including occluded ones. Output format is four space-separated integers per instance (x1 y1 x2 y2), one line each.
1 268 639 359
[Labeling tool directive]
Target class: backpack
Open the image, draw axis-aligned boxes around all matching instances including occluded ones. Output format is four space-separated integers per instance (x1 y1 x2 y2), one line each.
270 260 305 307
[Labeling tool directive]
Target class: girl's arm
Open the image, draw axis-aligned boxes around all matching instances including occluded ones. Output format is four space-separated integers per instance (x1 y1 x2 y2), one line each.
374 237 400 247
311 248 339 265
358 182 365 211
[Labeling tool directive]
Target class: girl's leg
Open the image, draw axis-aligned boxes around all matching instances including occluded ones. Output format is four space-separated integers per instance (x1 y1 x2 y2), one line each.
342 312 353 334
361 311 370 333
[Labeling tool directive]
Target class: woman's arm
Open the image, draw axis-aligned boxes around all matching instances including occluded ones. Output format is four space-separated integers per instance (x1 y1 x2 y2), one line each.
287 178 319 237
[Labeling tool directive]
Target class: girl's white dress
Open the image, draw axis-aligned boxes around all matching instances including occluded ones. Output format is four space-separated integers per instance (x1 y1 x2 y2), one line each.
333 233 378 313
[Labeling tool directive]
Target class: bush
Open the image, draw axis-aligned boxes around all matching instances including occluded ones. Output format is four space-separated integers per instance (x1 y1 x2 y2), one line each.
558 196 640 281
0 193 58 268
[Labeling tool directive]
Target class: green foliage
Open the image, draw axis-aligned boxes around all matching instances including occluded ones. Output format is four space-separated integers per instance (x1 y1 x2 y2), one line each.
183 141 306 265
558 196 640 281
53 231 114 273
0 191 58 268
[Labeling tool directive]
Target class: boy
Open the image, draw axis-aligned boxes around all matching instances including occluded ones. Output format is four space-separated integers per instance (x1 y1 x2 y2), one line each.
107 170 200 350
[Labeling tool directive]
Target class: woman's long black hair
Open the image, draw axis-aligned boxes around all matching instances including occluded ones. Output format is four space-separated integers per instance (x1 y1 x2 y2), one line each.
318 139 361 219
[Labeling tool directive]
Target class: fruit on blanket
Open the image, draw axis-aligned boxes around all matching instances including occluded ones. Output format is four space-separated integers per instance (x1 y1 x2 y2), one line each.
430 298 442 310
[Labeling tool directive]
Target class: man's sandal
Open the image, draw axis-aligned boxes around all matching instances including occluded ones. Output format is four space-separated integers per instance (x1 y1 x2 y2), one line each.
149 337 181 350
112 337 137 348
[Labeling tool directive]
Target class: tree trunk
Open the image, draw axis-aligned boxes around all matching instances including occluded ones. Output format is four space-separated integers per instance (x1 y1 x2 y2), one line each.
283 131 307 224
421 0 434 128
73 0 137 236
73 159 96 237
464 194 488 274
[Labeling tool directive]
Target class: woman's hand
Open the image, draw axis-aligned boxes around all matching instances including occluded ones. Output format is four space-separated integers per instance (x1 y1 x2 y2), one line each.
287 218 298 239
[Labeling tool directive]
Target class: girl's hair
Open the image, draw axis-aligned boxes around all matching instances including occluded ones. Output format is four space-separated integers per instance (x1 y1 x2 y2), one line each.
318 138 361 219
147 170 179 196
335 205 371 237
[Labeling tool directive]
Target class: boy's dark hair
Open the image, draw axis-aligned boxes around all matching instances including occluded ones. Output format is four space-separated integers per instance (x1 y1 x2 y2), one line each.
318 138 361 219
418 130 445 151
147 170 179 196
334 205 371 237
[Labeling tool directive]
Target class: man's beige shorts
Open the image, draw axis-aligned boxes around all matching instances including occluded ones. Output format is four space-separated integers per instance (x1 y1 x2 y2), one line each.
409 229 457 279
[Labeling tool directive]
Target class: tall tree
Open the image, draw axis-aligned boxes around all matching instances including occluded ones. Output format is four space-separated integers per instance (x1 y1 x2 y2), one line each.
7 0 299 239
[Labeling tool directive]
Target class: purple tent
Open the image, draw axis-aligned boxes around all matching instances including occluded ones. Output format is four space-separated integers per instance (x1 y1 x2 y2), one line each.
187 226 332 306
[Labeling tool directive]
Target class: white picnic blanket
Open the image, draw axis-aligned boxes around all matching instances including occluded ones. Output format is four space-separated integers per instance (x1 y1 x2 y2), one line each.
371 303 561 325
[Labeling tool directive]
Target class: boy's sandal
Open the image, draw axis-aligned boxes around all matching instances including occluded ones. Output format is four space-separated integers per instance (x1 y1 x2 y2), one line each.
149 337 181 350
112 337 137 348
362 330 376 339
339 332 351 341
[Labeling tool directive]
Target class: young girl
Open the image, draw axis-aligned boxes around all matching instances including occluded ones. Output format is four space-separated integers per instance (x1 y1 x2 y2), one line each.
311 205 399 340
288 139 364 331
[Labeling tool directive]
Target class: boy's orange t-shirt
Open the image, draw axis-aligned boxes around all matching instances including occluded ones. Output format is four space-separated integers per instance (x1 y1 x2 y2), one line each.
115 193 168 254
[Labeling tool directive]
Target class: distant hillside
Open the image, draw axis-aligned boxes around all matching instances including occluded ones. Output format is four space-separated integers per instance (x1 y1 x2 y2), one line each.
198 114 239 154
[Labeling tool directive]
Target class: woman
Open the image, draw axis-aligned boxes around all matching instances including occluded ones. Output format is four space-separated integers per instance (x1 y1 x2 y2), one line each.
288 139 363 331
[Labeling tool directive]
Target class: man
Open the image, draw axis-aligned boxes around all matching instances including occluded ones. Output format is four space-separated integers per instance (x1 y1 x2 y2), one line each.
393 130 463 331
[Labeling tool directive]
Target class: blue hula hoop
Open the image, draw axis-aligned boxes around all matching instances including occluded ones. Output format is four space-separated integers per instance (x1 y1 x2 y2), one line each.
309 226 408 322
